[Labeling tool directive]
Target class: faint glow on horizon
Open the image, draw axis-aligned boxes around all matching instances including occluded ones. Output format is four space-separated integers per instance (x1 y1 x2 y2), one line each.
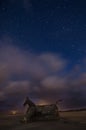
11 110 17 115
37 100 50 105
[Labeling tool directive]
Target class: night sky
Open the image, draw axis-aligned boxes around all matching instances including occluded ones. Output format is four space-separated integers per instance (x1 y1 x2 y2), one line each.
0 0 86 111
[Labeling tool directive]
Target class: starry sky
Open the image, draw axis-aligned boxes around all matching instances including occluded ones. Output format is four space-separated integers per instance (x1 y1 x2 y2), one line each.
0 0 86 111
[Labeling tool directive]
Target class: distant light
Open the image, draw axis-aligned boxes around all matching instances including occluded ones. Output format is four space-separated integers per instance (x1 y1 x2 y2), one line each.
37 100 49 105
11 110 17 115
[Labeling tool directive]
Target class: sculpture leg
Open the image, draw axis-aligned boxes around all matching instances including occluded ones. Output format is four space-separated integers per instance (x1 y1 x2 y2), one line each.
26 107 36 122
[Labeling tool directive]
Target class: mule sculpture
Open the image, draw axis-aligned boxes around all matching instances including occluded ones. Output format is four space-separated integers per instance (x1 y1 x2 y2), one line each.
22 97 62 123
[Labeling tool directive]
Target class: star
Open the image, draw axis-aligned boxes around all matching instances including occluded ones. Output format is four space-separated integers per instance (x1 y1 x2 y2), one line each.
57 6 61 9
63 6 67 9
72 44 75 48
2 7 6 11
77 59 81 64
62 26 65 30
77 48 82 52
45 21 49 24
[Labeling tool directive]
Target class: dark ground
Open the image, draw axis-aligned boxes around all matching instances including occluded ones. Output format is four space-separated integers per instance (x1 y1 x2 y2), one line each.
0 111 86 130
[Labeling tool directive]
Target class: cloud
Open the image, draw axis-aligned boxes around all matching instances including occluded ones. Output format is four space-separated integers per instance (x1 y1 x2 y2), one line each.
0 91 5 101
77 73 86 86
0 39 86 109
0 44 32 74
41 76 67 90
0 80 31 109
0 66 9 84
0 43 66 80
0 41 67 106
39 53 66 72
4 81 30 95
